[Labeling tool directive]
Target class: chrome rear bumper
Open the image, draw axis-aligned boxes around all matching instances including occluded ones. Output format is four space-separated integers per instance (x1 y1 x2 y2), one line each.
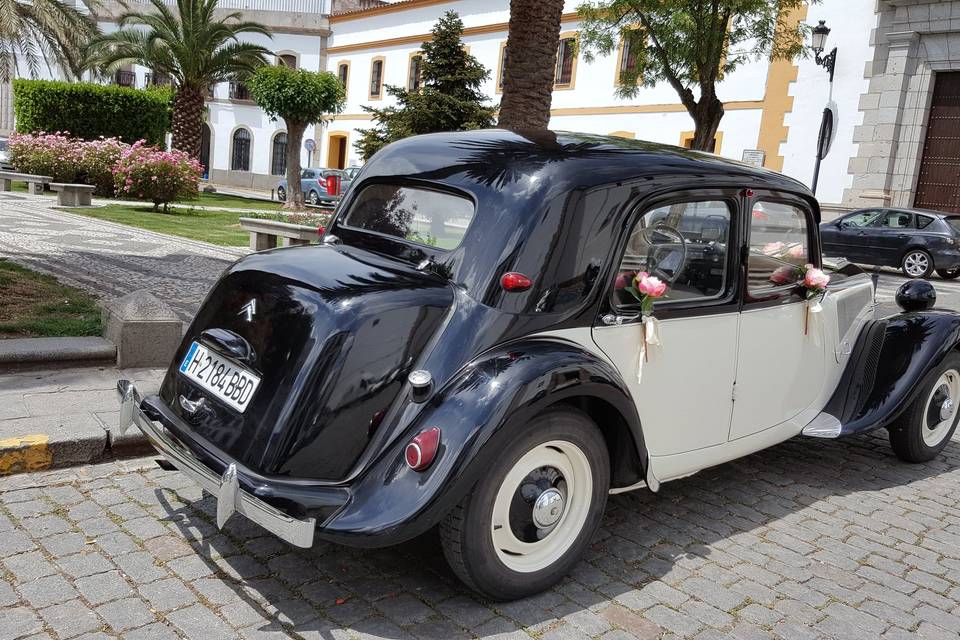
116 380 316 547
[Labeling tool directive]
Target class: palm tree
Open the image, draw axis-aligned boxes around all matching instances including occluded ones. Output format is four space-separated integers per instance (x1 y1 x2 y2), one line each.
0 0 99 82
87 0 272 159
497 0 565 130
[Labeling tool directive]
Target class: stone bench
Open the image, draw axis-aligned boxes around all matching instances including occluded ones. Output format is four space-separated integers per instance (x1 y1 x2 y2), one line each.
238 217 320 251
50 183 96 206
0 171 52 195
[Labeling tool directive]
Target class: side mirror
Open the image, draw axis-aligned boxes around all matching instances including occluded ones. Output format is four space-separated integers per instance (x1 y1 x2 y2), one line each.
834 220 843 228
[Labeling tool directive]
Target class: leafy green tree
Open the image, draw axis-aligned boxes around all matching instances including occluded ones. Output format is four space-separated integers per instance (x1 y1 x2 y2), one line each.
577 0 812 151
355 11 495 161
86 0 272 160
247 66 345 209
0 0 99 82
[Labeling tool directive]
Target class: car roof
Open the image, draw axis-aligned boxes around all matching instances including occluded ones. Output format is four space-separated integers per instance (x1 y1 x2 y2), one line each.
363 128 812 199
849 206 956 219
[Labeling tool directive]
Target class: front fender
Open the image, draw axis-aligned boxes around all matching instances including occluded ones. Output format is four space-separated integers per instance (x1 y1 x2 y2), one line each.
812 309 960 436
317 339 645 546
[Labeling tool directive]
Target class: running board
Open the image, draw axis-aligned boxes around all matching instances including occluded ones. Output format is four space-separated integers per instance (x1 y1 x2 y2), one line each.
802 412 842 438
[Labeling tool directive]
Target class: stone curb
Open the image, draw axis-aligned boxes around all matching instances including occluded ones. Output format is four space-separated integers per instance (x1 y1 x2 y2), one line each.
0 413 153 477
0 337 117 373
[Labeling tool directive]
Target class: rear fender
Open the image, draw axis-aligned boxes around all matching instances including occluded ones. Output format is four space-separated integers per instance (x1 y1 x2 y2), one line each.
318 339 646 546
811 310 960 436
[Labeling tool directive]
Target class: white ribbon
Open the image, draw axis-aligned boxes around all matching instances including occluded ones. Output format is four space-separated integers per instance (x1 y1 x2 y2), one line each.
637 316 662 384
808 299 823 314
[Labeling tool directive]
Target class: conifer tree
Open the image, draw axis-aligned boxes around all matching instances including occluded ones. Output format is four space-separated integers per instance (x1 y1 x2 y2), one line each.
355 11 496 160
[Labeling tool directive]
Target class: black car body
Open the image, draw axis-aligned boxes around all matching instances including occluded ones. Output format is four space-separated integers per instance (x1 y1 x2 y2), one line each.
821 207 960 278
118 130 960 600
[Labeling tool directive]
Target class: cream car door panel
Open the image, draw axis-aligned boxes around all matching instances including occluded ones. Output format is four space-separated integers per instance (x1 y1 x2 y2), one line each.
592 313 739 456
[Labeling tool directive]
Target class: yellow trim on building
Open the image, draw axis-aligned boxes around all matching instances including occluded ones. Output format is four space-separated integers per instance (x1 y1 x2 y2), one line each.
755 4 808 171
679 130 725 154
554 31 579 91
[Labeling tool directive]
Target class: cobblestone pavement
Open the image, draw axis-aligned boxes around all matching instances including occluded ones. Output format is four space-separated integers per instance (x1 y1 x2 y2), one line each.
0 193 246 321
2 431 959 639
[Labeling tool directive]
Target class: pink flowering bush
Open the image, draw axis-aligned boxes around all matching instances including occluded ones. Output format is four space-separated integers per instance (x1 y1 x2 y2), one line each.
8 132 82 182
112 141 203 212
76 137 128 196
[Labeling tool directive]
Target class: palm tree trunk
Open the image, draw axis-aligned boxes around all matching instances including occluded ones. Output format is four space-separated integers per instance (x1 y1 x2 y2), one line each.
171 86 204 158
498 0 564 130
284 120 307 210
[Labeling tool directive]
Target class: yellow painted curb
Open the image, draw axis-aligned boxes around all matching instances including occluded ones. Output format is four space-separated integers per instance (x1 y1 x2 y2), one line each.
0 434 53 475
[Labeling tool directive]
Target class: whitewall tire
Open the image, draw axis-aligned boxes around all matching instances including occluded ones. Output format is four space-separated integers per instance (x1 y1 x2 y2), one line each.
889 354 960 462
440 407 609 601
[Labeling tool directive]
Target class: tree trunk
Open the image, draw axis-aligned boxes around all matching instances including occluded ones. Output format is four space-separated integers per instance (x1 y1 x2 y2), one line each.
688 96 725 152
284 120 308 210
171 86 204 159
498 0 565 130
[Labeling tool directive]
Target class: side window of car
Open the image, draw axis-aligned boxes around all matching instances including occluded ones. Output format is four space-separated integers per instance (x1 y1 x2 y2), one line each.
841 210 878 227
872 211 913 229
613 200 733 307
917 214 935 229
746 202 809 293
301 170 314 180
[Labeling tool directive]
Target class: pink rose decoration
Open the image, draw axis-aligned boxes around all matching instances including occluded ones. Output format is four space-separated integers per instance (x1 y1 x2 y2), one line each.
635 272 667 298
762 241 786 256
769 265 797 285
614 271 634 290
803 266 830 290
787 244 804 258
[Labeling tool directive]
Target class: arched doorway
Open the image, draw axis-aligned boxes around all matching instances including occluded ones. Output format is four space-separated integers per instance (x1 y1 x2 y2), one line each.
199 123 211 178
327 133 348 169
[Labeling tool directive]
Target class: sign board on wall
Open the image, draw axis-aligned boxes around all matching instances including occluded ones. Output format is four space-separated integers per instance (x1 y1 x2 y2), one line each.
741 149 766 168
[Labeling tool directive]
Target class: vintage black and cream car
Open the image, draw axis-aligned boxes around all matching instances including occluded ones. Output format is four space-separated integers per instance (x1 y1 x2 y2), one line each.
118 130 960 601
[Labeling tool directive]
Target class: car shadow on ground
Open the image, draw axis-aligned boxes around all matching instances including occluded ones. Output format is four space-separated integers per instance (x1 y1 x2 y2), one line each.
153 429 960 638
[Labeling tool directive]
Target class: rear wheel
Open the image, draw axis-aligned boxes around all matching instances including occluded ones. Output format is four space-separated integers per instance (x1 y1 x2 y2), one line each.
440 408 609 601
276 186 286 202
936 267 960 280
308 190 319 205
889 354 960 462
902 249 934 278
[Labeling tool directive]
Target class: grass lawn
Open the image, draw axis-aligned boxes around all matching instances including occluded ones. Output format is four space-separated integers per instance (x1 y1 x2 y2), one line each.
9 181 282 211
0 259 101 338
65 203 251 246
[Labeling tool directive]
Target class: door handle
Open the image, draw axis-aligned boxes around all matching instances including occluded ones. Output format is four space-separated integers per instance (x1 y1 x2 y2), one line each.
898 234 908 238
601 312 641 326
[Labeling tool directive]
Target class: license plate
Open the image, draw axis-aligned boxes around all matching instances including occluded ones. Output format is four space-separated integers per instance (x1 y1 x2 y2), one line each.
178 342 261 412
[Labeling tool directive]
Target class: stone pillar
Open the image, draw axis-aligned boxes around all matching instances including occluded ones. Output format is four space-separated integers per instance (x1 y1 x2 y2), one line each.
0 77 13 136
842 31 920 208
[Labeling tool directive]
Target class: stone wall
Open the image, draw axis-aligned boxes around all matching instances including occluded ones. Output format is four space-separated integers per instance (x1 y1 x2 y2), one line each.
843 0 960 208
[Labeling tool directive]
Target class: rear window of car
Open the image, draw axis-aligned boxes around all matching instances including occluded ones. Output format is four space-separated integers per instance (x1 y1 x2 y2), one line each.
946 218 960 234
917 214 935 229
342 184 475 250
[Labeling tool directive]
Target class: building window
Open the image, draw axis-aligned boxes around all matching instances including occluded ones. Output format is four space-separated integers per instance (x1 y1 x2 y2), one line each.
679 130 723 154
271 132 287 176
114 69 136 88
277 54 297 68
617 30 641 84
229 81 252 101
408 53 423 91
231 129 251 172
554 36 577 88
145 71 171 87
369 57 384 99
496 41 508 92
337 62 349 93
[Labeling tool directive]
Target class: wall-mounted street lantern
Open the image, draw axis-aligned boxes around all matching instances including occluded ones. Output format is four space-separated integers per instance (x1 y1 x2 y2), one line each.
811 20 838 83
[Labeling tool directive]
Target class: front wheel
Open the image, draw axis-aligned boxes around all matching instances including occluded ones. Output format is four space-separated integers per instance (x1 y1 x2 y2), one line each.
902 249 934 278
889 354 960 462
308 190 319 205
276 186 286 202
936 267 960 280
440 408 609 601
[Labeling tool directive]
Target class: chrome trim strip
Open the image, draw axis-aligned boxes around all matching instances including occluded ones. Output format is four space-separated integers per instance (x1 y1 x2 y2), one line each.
802 412 842 438
116 380 316 548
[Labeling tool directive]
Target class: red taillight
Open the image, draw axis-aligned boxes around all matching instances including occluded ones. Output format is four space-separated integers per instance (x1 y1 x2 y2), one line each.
325 174 341 196
501 272 532 292
405 427 441 471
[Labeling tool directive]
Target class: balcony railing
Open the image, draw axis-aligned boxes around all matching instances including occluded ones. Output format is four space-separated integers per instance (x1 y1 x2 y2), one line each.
113 70 136 88
145 72 172 87
229 82 253 101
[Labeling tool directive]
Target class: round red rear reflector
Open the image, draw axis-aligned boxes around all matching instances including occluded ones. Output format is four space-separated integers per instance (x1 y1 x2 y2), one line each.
405 427 441 471
501 272 532 292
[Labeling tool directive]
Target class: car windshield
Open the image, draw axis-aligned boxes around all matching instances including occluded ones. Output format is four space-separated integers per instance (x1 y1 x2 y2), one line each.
342 184 475 250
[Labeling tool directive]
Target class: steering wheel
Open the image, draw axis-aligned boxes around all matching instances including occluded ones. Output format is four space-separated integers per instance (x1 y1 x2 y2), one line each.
641 224 688 285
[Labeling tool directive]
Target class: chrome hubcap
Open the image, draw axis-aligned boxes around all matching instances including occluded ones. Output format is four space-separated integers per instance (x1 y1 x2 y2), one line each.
905 252 929 276
532 487 565 529
940 396 954 422
923 370 960 446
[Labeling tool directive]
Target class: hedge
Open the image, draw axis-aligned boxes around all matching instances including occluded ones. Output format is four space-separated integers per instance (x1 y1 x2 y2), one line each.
12 79 171 146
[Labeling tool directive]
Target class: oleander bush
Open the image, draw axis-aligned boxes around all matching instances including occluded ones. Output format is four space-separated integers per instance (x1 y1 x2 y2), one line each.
12 79 171 145
7 132 81 182
76 137 128 196
112 141 202 212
